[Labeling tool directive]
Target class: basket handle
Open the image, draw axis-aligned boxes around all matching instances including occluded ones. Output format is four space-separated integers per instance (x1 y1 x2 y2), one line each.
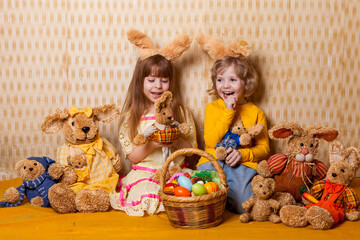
160 148 228 189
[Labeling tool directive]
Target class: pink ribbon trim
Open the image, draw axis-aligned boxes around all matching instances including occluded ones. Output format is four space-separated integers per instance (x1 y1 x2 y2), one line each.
132 166 157 173
140 116 156 121
117 173 161 207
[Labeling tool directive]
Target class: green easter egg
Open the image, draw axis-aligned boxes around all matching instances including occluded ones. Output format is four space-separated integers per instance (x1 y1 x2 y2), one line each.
191 183 207 196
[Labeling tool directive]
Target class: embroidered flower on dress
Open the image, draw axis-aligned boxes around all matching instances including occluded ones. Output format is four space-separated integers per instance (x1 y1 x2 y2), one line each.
119 133 125 140
124 140 130 147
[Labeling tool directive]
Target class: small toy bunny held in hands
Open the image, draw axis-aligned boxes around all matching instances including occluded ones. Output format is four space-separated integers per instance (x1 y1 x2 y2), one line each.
133 91 190 163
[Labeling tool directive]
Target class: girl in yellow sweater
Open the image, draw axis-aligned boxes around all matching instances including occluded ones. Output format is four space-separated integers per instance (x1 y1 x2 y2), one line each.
196 35 270 213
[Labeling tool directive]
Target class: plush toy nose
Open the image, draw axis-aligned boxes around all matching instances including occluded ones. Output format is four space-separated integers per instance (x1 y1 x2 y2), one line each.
167 116 172 120
82 126 90 133
301 149 309 155
332 173 337 177
29 167 33 171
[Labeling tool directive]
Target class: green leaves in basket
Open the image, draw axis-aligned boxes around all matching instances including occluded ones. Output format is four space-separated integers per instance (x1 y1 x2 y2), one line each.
191 170 221 189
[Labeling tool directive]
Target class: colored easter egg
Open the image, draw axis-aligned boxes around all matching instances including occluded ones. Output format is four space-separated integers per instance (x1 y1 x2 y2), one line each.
174 186 191 197
191 176 204 185
163 183 178 195
203 182 219 194
191 183 208 196
184 172 191 179
178 176 193 191
171 179 178 185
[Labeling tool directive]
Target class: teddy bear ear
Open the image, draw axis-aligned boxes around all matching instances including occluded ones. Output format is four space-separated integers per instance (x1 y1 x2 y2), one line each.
268 122 304 140
252 175 262 184
92 104 120 123
15 159 27 175
268 178 276 191
41 108 69 134
329 141 345 165
308 126 338 142
345 147 360 170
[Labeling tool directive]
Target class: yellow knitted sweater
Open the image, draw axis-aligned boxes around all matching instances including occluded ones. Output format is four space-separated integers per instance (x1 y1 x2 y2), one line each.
198 98 270 170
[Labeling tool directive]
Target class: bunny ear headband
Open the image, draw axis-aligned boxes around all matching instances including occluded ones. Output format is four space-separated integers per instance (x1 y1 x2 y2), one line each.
127 29 192 61
195 34 250 60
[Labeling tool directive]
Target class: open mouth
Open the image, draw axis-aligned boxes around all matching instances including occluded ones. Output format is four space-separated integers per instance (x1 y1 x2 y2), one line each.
76 134 97 142
151 92 163 99
222 92 234 98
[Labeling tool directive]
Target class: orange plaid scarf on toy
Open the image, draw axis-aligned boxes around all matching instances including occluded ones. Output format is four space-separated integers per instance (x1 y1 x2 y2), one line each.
311 180 359 213
147 124 180 143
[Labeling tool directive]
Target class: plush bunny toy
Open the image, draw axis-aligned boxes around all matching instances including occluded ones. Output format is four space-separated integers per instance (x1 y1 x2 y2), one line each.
41 104 122 213
257 122 338 201
133 91 190 164
280 141 360 230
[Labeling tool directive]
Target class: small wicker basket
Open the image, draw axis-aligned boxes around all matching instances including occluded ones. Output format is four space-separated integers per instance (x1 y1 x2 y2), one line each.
159 148 229 229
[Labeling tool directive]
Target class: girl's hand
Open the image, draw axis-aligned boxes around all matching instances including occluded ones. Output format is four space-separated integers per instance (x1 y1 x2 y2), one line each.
224 96 237 111
225 148 242 167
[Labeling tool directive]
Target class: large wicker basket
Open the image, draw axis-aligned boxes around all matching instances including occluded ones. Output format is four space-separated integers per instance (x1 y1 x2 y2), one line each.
159 148 229 229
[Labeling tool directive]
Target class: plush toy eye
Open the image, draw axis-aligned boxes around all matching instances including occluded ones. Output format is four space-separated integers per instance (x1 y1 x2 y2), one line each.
310 143 314 147
259 185 262 188
72 121 75 126
23 166 26 169
162 112 166 115
300 143 304 147
33 163 37 166
341 169 345 173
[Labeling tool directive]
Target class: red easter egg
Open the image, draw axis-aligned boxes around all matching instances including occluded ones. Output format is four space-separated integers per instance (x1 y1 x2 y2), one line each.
174 186 191 197
203 182 219 194
163 183 178 195
184 172 191 179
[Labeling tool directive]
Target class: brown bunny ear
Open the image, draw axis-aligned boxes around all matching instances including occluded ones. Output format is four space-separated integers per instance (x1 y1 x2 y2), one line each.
162 91 173 107
154 92 170 114
268 122 304 140
159 35 192 61
329 140 345 165
345 147 360 170
127 29 159 60
196 34 228 60
307 126 338 141
41 109 69 134
227 40 251 58
92 104 120 123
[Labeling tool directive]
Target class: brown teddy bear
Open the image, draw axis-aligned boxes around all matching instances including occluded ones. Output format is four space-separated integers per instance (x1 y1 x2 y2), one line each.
1 157 63 208
280 141 360 230
215 116 264 160
257 122 338 201
239 175 281 223
67 148 89 182
133 91 190 178
41 104 122 213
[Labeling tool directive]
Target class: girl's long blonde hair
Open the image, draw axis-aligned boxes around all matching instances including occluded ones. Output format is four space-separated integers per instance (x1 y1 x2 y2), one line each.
120 54 187 141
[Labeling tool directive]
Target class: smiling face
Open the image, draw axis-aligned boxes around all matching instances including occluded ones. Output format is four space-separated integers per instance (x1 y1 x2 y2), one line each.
215 64 246 103
143 73 170 105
